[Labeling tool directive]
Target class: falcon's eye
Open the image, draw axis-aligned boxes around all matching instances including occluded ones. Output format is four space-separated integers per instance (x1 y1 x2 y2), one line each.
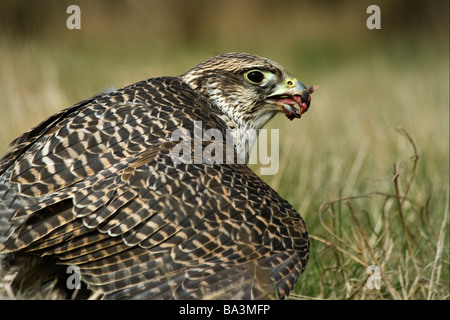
245 70 266 84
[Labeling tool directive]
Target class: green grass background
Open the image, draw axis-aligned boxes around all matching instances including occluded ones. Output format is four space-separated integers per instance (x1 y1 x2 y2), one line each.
0 0 448 299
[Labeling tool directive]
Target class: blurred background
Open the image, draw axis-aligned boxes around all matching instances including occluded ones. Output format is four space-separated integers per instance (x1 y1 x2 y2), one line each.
0 0 448 299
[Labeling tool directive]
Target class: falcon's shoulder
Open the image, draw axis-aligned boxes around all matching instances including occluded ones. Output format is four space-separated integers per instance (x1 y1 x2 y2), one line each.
0 76 224 196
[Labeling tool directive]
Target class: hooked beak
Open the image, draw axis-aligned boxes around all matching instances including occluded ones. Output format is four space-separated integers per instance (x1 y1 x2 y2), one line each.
268 80 317 120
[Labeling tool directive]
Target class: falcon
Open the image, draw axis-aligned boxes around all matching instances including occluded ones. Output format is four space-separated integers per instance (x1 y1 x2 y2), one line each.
0 52 313 299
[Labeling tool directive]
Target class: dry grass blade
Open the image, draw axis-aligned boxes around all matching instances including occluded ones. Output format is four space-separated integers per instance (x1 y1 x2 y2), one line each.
427 188 449 300
307 129 446 300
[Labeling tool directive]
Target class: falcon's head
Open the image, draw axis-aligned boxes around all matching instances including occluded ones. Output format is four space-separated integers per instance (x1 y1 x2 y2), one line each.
181 52 316 131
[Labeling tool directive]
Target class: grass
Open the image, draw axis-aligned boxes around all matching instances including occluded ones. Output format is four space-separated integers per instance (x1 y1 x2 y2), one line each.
0 28 448 299
289 129 449 299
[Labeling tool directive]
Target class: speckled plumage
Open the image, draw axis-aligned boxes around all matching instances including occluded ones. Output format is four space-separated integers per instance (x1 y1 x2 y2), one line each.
0 53 311 299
